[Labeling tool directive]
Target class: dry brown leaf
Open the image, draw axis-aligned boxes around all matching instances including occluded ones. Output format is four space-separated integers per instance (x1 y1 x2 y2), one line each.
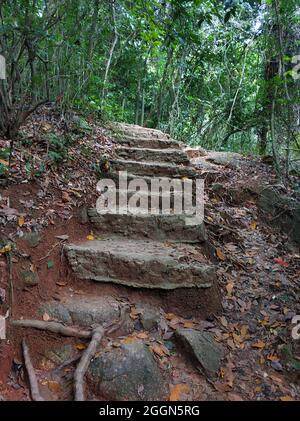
18 215 25 227
151 344 167 357
280 396 294 401
183 321 194 329
47 381 61 393
169 384 190 401
42 312 50 321
220 316 228 327
216 248 226 261
252 340 266 349
123 335 137 344
226 282 234 296
250 221 257 231
136 332 148 339
76 343 87 350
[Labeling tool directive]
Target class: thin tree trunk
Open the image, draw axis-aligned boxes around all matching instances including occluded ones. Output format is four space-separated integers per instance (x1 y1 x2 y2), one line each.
101 0 118 108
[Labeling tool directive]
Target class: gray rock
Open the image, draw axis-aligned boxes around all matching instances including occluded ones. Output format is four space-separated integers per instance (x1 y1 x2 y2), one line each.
24 232 42 248
40 296 133 333
176 328 224 379
139 306 160 331
20 269 39 286
87 340 167 400
257 187 300 244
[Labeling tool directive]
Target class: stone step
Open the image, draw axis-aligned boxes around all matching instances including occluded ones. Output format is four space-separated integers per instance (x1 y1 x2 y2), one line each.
113 134 181 150
115 146 189 165
111 122 169 139
65 239 216 290
110 159 197 178
88 208 206 242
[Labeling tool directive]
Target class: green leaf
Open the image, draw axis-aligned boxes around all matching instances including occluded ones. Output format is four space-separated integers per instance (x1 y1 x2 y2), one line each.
47 260 54 269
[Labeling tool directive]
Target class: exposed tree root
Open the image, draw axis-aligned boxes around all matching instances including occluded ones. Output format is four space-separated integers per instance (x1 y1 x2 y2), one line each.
74 325 104 401
12 320 92 338
22 338 44 401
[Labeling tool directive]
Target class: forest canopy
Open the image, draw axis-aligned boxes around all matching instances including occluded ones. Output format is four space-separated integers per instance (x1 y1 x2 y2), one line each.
0 0 299 177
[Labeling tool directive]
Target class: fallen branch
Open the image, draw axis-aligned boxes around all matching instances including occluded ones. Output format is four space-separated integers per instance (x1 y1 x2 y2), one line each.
12 320 92 338
38 240 64 262
22 338 44 401
74 325 104 401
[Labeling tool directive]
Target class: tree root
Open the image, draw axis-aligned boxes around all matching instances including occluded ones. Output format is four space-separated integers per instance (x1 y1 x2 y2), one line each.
12 320 92 338
22 338 44 401
74 325 104 401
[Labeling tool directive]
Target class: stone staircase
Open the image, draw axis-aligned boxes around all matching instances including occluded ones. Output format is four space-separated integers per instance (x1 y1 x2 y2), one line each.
65 123 221 316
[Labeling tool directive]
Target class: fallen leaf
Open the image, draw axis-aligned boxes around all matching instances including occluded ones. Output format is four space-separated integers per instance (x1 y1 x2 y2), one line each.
18 215 25 227
169 384 190 401
220 316 228 328
76 343 87 350
183 321 194 328
62 191 71 202
47 381 61 393
216 248 226 261
86 234 95 241
47 260 54 269
250 221 257 230
42 312 50 321
274 257 289 268
226 282 234 296
151 344 167 357
252 340 266 349
123 335 137 344
0 159 9 166
280 396 294 401
136 332 148 339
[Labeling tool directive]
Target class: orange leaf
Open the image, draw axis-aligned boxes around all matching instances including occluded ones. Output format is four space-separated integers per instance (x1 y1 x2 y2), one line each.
76 343 87 350
169 384 190 401
250 221 257 231
252 340 266 349
151 344 167 357
123 335 137 344
183 321 194 328
18 215 25 227
226 282 234 296
216 248 225 261
86 234 95 241
280 396 294 401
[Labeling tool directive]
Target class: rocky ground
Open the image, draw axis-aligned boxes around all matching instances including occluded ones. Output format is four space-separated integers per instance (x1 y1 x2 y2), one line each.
0 106 299 401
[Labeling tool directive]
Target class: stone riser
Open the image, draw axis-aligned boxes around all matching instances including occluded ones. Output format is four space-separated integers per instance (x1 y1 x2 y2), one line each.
110 159 197 178
65 240 215 290
114 136 181 150
88 209 207 242
115 147 189 165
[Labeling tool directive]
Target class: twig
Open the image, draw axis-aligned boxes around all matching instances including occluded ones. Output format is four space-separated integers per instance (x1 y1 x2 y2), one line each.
74 325 104 401
22 338 44 401
12 320 92 338
6 252 14 318
38 240 64 262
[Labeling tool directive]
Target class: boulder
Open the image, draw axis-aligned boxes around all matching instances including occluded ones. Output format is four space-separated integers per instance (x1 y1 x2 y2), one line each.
176 328 224 379
88 340 167 400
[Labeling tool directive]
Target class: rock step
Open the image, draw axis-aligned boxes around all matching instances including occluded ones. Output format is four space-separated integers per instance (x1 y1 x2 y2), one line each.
111 122 169 139
113 134 182 150
65 239 216 290
110 159 197 178
88 208 206 242
115 146 189 165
